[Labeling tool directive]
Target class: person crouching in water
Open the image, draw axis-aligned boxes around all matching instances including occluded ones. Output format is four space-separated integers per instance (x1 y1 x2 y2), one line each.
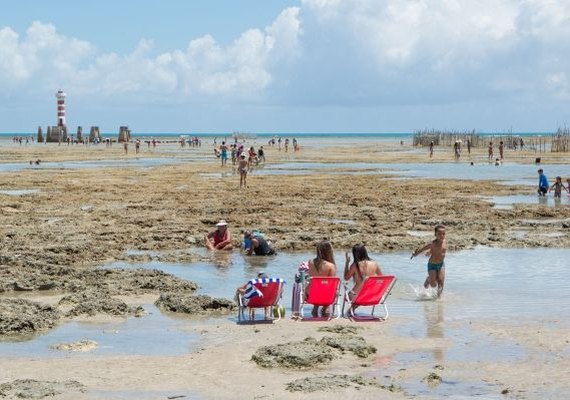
204 220 233 251
243 230 276 256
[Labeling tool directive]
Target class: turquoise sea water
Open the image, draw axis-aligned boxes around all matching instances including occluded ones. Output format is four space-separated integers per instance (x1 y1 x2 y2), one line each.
0 131 557 139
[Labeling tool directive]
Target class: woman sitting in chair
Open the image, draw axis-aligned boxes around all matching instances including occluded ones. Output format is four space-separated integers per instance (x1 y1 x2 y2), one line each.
306 240 337 317
344 244 382 300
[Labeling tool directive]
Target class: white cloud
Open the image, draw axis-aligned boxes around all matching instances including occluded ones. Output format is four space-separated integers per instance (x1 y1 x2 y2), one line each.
2 2 570 112
290 0 570 107
0 9 303 103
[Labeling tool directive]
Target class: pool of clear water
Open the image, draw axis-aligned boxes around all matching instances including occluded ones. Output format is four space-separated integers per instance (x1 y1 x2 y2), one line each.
0 189 40 196
1 247 568 398
486 194 570 208
0 157 194 173
0 303 200 358
263 162 570 182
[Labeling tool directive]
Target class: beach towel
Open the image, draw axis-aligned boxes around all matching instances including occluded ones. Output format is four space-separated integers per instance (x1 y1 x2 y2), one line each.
243 280 263 306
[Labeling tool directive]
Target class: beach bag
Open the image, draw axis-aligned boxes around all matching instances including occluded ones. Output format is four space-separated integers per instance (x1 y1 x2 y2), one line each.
291 261 309 317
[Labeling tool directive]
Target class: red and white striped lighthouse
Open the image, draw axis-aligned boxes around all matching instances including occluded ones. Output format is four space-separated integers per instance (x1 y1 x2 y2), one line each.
56 90 66 126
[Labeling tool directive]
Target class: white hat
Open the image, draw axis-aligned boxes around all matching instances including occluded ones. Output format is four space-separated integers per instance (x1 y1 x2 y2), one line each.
240 152 246 157
216 220 228 227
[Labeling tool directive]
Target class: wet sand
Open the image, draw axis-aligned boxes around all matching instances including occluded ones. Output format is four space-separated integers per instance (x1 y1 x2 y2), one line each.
1 139 569 399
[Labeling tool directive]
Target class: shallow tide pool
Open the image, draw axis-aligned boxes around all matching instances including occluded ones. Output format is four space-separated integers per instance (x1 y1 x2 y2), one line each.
1 247 568 398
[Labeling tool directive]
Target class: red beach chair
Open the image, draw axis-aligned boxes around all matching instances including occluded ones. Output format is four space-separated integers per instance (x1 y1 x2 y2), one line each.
342 275 397 321
237 277 286 323
300 277 341 321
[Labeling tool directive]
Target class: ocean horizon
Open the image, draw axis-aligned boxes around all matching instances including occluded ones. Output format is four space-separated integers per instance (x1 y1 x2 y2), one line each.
0 131 557 139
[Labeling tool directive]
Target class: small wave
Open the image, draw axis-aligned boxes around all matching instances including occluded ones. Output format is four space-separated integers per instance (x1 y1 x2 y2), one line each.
409 284 438 301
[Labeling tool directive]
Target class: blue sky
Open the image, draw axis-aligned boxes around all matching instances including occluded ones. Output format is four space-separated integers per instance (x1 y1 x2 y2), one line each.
1 0 570 133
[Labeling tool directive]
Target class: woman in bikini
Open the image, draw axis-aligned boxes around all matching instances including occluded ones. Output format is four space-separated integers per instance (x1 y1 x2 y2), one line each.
306 240 337 317
344 244 382 300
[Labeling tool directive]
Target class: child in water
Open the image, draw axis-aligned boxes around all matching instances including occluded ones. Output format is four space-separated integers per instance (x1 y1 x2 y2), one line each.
411 224 447 298
549 176 568 198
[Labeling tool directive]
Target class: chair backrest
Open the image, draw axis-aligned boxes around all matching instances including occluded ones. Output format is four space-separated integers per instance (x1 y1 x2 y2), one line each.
245 278 285 308
352 275 396 306
305 277 341 306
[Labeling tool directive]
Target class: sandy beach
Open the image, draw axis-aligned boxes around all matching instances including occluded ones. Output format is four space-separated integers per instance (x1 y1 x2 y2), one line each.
1 137 569 399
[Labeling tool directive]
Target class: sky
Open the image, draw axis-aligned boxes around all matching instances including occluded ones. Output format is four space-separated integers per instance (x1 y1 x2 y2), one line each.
1 0 570 134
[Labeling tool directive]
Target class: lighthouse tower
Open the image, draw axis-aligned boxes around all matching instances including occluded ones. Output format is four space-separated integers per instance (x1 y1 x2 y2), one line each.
56 90 66 126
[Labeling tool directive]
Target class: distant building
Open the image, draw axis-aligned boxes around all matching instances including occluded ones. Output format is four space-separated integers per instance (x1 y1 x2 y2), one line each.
118 126 131 143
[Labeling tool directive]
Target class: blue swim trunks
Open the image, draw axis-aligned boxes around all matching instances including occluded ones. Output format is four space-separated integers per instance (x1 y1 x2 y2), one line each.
427 262 444 272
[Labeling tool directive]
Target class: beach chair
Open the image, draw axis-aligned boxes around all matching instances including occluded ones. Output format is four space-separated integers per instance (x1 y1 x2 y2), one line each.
300 277 341 321
342 275 397 321
237 277 286 323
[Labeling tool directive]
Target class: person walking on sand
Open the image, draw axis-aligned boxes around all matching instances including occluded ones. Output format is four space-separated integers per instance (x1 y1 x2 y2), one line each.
549 176 568 198
537 169 549 196
238 152 249 188
204 220 233 251
220 141 229 167
344 244 382 301
411 224 447 298
453 141 460 160
429 141 434 158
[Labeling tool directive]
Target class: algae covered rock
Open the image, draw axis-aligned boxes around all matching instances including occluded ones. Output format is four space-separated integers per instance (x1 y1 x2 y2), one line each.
155 293 236 315
252 337 337 369
0 298 61 335
317 325 361 335
0 379 85 399
286 374 401 393
59 290 144 317
320 334 377 358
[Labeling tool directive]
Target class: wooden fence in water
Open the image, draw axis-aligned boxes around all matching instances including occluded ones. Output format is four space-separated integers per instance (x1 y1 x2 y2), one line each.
413 129 567 153
551 127 570 152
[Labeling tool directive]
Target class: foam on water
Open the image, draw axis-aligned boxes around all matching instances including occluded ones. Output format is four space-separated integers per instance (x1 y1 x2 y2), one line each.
409 284 439 301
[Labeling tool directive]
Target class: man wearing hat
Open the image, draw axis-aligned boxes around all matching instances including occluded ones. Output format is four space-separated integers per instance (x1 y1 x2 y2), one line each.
204 220 233 251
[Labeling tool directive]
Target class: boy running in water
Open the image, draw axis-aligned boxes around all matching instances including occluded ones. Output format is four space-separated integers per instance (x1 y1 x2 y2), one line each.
411 224 447 298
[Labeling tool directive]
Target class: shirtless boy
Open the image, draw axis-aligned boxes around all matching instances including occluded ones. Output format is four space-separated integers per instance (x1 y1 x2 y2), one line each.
411 224 447 298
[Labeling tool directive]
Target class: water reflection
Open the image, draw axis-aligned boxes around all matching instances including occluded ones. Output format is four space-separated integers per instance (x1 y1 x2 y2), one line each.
424 301 445 363
209 251 233 268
